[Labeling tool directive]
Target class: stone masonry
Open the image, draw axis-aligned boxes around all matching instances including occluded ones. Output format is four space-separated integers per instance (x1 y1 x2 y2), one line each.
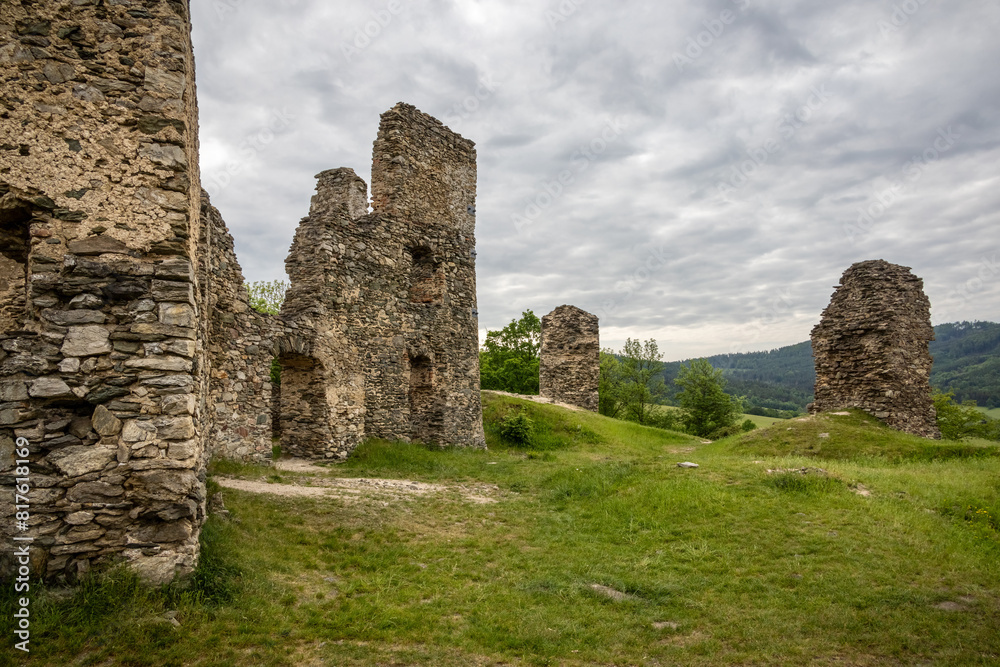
0 0 207 584
278 103 486 459
0 0 277 585
539 305 599 411
200 192 278 463
810 260 941 438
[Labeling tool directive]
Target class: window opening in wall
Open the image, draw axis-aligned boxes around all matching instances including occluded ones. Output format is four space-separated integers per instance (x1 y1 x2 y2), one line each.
0 199 32 332
409 247 443 304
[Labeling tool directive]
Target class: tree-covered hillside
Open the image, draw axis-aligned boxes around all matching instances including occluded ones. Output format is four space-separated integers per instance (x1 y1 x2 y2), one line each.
930 321 1000 407
659 321 1000 412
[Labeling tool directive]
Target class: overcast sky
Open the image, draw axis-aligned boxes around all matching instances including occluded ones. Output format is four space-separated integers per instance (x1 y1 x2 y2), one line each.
190 0 1000 360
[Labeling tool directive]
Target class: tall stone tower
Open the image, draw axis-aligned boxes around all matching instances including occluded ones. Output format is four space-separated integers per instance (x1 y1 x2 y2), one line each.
810 260 940 438
539 305 600 411
0 0 209 583
278 103 485 458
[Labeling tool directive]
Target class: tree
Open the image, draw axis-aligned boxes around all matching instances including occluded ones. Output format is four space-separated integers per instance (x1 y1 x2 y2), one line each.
598 350 626 418
245 280 287 385
933 390 1000 441
675 358 743 438
479 310 542 394
246 280 288 316
617 338 666 425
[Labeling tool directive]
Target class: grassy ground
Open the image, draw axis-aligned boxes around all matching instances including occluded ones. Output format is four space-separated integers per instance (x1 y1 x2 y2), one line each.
978 406 1000 420
4 396 1000 666
649 403 785 429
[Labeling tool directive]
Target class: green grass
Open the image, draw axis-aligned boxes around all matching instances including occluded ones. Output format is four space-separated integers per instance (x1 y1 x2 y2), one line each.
978 406 1000 420
5 396 1000 666
650 402 788 430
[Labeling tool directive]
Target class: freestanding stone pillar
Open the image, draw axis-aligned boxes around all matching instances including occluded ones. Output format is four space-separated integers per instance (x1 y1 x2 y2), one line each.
539 305 600 411
810 260 940 438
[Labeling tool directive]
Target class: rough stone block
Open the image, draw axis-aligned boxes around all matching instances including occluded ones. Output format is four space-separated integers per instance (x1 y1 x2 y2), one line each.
61 326 112 357
46 446 117 477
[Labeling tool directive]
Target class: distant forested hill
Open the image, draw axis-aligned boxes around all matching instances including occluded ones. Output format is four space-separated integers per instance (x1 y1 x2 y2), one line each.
658 321 1000 412
929 321 1000 407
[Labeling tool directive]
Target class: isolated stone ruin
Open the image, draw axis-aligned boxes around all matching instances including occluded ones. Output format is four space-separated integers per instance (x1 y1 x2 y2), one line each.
0 0 481 585
539 305 599 411
278 104 486 459
810 260 940 438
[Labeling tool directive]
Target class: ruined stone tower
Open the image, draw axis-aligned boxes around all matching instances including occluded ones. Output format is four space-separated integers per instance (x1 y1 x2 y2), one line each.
278 103 485 459
0 0 277 584
810 260 940 438
539 305 600 411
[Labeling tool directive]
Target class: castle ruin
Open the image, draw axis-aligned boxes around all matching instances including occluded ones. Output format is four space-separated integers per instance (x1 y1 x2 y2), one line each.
0 0 481 584
810 260 941 438
539 305 599 411
278 105 485 458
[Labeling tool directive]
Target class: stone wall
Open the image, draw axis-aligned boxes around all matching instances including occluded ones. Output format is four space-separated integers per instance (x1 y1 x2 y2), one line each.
278 104 485 459
200 192 278 463
539 305 599 411
810 259 940 438
0 0 208 583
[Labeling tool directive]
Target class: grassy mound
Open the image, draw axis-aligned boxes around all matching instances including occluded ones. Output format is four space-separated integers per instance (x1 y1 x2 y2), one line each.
724 408 1000 463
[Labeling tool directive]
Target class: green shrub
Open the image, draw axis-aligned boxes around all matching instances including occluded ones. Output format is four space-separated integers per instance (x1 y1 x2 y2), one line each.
499 411 535 446
741 418 757 432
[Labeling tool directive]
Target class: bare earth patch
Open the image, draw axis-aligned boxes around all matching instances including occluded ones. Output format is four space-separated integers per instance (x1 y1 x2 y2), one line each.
482 389 587 412
215 461 499 505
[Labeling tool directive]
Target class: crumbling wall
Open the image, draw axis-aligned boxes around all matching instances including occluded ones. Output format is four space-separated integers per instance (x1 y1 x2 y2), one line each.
810 259 940 438
279 104 485 459
200 192 278 462
0 0 208 584
539 305 600 411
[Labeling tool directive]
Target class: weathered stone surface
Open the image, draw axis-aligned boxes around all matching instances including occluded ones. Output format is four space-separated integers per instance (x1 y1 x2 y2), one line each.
64 511 95 526
62 326 112 357
29 377 73 399
278 104 484 460
159 303 196 328
156 416 195 441
66 482 125 504
47 446 116 477
810 260 941 438
124 356 193 372
540 305 600 412
92 405 123 437
66 236 129 256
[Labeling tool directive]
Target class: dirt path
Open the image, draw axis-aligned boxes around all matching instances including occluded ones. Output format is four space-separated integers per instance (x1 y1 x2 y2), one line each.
214 460 499 505
483 389 588 412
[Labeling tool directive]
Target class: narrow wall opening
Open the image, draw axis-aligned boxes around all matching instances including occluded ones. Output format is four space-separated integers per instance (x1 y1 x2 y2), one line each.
408 353 443 443
0 198 32 332
278 352 325 456
409 247 443 304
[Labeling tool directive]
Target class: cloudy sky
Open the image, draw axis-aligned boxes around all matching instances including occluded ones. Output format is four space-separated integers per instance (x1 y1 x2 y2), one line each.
190 0 1000 360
